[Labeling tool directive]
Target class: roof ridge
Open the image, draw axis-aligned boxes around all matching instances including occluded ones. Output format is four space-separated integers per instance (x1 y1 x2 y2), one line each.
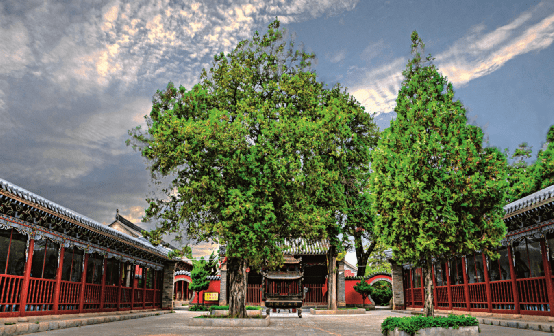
0 177 170 258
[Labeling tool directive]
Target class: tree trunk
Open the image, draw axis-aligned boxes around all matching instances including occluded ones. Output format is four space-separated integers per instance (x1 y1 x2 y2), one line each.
355 239 375 277
228 257 247 318
422 261 434 317
327 245 337 310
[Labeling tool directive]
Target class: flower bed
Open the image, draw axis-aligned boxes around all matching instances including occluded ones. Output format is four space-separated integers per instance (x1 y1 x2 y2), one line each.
381 314 479 336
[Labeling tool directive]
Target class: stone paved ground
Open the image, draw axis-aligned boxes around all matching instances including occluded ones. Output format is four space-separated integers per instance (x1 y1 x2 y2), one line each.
42 310 551 336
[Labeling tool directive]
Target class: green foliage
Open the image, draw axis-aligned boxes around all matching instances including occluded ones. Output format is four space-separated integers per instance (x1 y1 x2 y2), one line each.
189 257 210 293
381 314 478 336
189 305 209 311
504 142 535 204
532 125 554 190
209 305 229 311
369 30 508 267
128 17 379 272
353 280 372 304
364 242 392 276
369 280 392 306
246 306 262 310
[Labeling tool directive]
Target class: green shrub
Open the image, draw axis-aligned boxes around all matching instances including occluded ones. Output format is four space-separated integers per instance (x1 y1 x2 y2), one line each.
246 306 262 310
190 305 210 311
370 280 392 305
208 305 229 311
381 314 478 335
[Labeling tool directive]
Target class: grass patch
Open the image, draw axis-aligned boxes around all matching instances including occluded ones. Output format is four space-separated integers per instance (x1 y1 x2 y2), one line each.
4 322 16 325
381 314 478 336
190 305 210 311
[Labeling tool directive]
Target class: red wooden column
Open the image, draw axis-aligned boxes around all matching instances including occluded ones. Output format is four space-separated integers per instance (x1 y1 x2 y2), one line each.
142 267 147 309
420 268 425 307
410 267 415 308
130 265 136 310
19 238 35 317
99 257 107 311
540 240 554 317
445 261 453 310
53 246 65 314
79 253 89 313
482 254 493 313
507 245 520 314
461 256 471 311
432 264 438 309
116 262 123 311
152 270 157 307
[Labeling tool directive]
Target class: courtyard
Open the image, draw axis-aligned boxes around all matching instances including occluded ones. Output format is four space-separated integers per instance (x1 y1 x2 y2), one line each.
40 309 547 336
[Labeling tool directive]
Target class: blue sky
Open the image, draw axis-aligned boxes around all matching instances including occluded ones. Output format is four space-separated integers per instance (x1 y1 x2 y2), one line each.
1 0 553 262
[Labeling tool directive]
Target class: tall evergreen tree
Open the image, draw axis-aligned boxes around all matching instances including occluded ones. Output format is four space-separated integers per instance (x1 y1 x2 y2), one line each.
532 125 554 190
128 19 379 316
505 142 535 204
369 31 508 317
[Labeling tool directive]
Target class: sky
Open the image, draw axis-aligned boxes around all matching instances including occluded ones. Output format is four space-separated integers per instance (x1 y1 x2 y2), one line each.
1 0 553 265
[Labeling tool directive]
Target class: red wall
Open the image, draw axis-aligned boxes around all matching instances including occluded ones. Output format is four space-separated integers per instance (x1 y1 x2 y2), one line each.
191 280 221 305
344 275 392 305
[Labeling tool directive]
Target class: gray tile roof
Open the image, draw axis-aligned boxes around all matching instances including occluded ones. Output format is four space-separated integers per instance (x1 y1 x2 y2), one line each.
0 178 171 258
280 239 329 255
504 184 554 216
175 270 220 280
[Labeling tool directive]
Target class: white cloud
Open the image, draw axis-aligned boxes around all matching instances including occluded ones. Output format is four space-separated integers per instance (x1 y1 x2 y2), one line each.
326 49 347 63
347 58 405 115
437 2 554 86
0 21 33 77
348 1 554 116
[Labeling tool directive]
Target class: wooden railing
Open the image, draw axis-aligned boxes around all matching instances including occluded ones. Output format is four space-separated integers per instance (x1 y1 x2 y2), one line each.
303 283 327 305
468 283 488 310
103 285 118 309
247 284 261 305
517 277 549 314
84 284 102 310
435 286 449 307
58 281 81 312
451 284 466 309
133 288 143 308
490 280 515 311
145 289 155 307
412 288 423 307
25 278 56 314
0 274 23 315
120 287 132 309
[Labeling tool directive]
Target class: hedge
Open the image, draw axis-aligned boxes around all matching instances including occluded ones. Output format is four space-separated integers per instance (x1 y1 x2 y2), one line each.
381 314 479 335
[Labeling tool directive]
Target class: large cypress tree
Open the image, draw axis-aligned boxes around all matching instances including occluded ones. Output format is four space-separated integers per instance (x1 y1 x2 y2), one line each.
369 32 508 316
128 19 379 316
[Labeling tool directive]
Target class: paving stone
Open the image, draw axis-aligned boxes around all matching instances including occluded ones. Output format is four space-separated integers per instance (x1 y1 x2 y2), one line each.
3 324 17 335
58 320 67 329
38 321 49 332
49 320 59 329
28 323 40 333
16 323 29 334
526 323 542 331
